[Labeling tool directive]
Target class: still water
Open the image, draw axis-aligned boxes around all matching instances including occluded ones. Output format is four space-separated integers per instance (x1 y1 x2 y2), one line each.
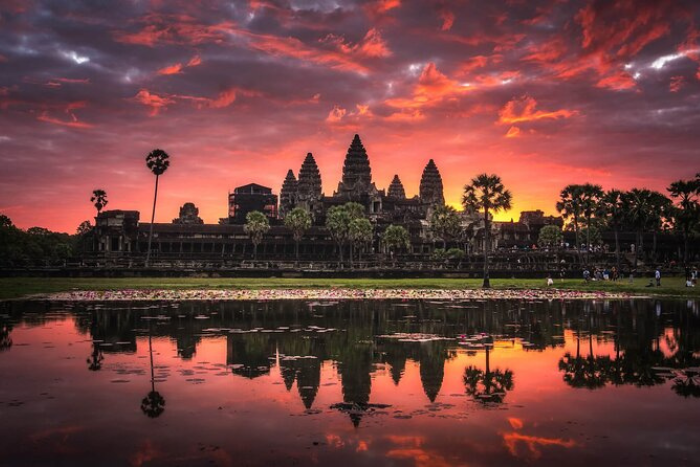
1 298 699 467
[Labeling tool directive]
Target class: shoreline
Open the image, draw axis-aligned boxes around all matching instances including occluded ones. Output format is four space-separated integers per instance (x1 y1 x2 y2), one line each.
33 288 648 302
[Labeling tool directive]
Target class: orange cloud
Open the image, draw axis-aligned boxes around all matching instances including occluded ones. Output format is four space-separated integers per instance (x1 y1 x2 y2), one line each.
187 55 202 67
505 126 521 138
208 89 237 108
158 54 203 75
132 89 175 115
37 101 93 128
385 63 471 110
595 71 636 91
498 95 578 125
157 63 183 75
114 15 233 46
364 0 401 18
439 10 455 31
322 28 391 59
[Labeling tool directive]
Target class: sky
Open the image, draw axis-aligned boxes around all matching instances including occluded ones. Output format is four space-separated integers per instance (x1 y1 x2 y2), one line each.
1 0 699 233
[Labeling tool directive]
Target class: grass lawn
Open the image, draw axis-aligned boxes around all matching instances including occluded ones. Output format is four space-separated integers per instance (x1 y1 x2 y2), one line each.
0 276 698 300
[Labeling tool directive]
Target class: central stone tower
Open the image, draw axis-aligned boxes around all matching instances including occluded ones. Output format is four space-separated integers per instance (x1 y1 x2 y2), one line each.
334 134 378 200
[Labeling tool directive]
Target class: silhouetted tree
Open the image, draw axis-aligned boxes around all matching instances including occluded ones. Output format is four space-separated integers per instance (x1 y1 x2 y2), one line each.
557 184 584 257
383 224 410 265
349 217 373 265
244 211 270 260
145 148 170 267
284 207 312 260
463 174 512 288
601 189 627 269
90 189 108 215
668 179 700 265
430 205 461 249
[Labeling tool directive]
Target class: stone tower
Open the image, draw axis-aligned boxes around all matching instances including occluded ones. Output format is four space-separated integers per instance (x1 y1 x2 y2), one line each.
335 134 376 199
279 169 298 218
296 152 322 209
419 159 445 206
387 175 406 199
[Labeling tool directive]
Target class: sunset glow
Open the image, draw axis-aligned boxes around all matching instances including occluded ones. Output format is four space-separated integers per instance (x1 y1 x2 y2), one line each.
1 0 698 232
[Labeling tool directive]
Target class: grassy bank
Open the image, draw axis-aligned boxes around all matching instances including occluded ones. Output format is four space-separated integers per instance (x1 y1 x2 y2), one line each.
0 276 698 300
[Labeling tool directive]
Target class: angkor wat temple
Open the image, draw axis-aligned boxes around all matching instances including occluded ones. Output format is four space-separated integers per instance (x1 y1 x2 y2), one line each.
94 134 560 263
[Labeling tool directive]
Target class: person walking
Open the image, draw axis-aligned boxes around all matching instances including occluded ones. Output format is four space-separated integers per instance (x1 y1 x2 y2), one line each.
655 268 661 287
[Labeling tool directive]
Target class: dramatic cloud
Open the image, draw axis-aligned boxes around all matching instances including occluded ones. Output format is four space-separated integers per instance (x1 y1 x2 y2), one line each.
0 0 698 232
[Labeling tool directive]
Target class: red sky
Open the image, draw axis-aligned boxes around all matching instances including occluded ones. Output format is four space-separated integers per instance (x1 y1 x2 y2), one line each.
1 0 699 233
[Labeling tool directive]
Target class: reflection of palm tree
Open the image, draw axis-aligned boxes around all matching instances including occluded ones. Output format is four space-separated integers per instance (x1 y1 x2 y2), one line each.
141 325 165 418
463 344 514 404
558 333 610 390
87 342 104 371
671 368 700 398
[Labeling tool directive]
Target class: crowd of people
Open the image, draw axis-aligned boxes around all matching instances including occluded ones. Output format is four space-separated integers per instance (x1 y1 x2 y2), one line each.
577 265 698 287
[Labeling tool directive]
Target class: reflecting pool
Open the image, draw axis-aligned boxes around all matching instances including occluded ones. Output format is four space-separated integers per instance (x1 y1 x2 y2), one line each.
1 298 699 466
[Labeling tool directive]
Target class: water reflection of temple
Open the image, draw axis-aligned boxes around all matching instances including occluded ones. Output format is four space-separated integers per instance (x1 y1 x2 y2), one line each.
2 298 699 424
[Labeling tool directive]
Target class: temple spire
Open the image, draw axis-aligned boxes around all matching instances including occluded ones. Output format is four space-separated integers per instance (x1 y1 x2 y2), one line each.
297 152 322 203
279 169 297 218
419 159 444 206
337 134 372 192
388 175 406 199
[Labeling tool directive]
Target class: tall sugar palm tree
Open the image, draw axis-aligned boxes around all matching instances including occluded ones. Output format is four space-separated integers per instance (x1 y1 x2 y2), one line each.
430 204 462 250
284 207 312 260
244 211 270 260
647 191 672 261
326 205 352 266
90 189 108 215
383 224 410 267
580 183 604 263
556 184 584 260
145 149 170 267
349 217 373 264
626 188 654 267
462 174 512 288
601 189 627 269
668 179 700 265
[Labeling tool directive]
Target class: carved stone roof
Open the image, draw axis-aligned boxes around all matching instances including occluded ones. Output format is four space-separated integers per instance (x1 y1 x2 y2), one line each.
387 175 406 199
297 153 322 201
419 159 444 205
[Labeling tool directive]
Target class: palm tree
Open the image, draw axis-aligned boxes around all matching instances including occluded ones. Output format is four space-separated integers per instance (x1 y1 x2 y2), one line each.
668 179 700 265
647 191 672 261
344 202 366 267
462 174 512 288
383 224 410 254
326 205 352 266
580 183 604 263
556 184 584 259
349 217 373 265
430 204 462 249
284 207 312 260
145 149 170 267
244 211 270 260
90 189 108 215
141 323 165 418
601 189 627 269
626 188 655 267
